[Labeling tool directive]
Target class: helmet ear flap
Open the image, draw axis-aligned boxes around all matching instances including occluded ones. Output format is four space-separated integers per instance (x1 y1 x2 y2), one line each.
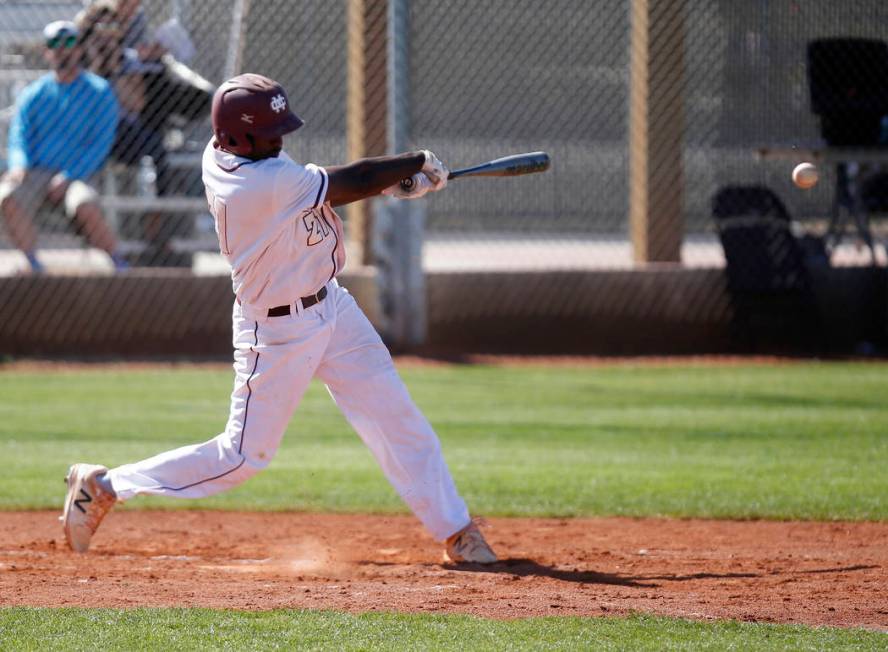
215 129 242 153
217 131 255 157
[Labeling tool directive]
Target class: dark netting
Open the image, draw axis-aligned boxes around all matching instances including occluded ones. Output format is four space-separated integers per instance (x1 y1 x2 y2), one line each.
0 1 885 354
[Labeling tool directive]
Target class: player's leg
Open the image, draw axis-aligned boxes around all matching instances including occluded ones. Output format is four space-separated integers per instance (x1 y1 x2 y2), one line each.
108 310 328 498
315 285 496 562
63 305 330 551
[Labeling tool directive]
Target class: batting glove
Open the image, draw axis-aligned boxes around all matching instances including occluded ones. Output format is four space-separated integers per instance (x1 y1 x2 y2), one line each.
382 172 435 200
420 150 449 191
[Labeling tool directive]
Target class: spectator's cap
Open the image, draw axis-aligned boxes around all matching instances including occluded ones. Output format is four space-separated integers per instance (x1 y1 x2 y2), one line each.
43 20 80 48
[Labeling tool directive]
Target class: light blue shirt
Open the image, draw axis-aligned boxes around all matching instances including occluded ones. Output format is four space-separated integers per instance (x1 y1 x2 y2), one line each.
7 70 119 180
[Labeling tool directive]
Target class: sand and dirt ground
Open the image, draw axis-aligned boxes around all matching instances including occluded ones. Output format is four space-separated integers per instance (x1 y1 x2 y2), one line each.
2 511 886 629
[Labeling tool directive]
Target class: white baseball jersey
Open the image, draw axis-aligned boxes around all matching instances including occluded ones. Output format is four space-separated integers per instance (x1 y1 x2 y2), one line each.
202 140 346 309
105 140 472 544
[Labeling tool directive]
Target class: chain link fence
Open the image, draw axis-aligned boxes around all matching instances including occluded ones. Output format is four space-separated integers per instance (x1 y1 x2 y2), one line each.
0 1 886 354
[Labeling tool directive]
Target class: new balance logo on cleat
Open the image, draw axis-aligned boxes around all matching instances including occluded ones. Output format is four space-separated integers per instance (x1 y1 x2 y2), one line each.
61 463 115 553
74 489 92 514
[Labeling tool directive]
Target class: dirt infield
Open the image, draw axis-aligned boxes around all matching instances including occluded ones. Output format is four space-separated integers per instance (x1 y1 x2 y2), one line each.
1 512 885 629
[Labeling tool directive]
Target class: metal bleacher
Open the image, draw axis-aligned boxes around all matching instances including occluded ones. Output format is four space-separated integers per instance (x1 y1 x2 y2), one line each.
101 149 213 261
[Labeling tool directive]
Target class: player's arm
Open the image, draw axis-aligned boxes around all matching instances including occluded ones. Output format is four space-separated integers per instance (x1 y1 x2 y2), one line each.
325 150 448 207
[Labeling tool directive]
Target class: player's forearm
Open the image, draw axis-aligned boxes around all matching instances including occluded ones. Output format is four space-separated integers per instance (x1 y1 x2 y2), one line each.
325 151 425 206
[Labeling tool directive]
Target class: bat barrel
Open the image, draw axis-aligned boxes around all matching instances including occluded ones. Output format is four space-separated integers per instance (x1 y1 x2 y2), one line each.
399 151 551 189
448 151 551 179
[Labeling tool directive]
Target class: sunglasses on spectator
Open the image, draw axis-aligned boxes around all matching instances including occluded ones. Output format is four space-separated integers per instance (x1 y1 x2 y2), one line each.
46 35 79 49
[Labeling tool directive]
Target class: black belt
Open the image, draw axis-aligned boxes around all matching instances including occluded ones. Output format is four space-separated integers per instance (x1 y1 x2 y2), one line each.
267 286 328 317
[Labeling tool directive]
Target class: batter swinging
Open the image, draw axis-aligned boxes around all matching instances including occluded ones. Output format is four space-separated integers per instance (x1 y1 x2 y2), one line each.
61 73 497 565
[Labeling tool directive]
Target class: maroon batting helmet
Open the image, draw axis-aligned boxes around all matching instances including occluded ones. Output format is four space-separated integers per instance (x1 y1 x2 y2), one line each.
212 73 304 157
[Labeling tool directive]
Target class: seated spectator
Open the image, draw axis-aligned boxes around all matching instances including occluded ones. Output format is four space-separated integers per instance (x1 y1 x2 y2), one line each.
81 0 212 149
79 0 213 266
77 3 164 168
0 20 126 273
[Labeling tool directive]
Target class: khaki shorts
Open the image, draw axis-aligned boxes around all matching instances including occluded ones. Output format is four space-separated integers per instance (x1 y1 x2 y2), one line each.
0 168 100 219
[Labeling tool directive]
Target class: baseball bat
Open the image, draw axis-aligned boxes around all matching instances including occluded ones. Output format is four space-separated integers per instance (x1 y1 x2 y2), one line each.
400 151 550 191
448 151 551 180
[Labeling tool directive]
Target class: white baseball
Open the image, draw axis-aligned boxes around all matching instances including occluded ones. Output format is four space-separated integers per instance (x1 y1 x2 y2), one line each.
792 162 819 189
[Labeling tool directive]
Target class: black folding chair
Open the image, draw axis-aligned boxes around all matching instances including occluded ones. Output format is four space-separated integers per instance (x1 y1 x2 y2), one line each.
712 186 825 352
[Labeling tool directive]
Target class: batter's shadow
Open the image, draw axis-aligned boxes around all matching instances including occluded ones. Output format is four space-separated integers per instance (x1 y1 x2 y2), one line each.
441 559 880 586
443 558 658 588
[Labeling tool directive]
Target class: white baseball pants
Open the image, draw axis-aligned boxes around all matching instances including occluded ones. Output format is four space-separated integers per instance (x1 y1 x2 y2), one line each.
107 281 470 541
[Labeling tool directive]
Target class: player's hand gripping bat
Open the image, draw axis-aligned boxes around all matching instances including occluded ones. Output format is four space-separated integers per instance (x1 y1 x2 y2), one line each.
400 151 551 192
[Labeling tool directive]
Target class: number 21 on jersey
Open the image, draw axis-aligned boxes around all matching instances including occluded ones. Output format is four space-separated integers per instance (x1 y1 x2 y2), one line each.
302 208 330 246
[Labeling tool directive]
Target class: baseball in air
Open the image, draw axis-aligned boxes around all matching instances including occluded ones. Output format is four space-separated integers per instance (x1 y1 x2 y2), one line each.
792 162 819 189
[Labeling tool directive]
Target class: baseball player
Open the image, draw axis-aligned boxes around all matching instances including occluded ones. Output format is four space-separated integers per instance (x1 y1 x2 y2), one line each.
61 73 497 565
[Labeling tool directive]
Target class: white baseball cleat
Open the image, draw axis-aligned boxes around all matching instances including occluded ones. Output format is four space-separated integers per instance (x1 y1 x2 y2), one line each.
61 463 116 553
444 520 498 564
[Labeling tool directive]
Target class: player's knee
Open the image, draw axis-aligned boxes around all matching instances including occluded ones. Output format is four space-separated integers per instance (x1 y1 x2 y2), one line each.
243 448 274 471
219 430 279 472
214 430 272 470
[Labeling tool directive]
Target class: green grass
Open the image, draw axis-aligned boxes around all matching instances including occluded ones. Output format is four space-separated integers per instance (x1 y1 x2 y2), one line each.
0 362 886 520
1 362 886 648
0 609 884 651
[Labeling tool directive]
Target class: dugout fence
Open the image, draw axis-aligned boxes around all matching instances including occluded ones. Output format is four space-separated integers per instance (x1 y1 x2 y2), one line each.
0 1 885 355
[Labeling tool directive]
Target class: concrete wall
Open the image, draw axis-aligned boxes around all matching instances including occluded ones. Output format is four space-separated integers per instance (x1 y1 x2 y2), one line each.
0 266 884 358
425 268 734 355
0 268 380 358
423 266 886 356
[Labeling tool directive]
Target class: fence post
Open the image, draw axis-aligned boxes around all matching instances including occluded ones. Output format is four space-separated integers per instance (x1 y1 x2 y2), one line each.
347 0 389 266
387 0 425 346
348 0 424 346
629 0 686 263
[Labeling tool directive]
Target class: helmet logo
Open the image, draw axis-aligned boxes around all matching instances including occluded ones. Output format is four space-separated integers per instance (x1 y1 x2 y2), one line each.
241 114 254 124
270 94 287 113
